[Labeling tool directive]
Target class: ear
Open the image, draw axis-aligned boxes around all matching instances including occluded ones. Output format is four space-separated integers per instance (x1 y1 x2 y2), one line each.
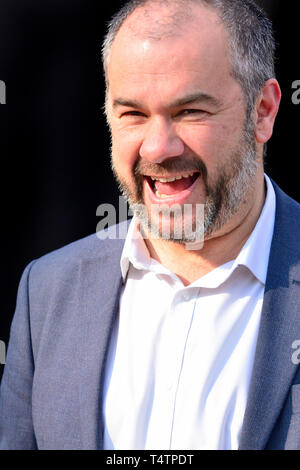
254 78 281 144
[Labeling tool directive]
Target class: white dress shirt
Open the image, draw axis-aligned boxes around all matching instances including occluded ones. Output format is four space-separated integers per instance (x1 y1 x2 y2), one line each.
103 175 276 450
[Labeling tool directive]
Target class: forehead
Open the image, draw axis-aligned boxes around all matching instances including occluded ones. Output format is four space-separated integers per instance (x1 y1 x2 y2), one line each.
107 4 235 105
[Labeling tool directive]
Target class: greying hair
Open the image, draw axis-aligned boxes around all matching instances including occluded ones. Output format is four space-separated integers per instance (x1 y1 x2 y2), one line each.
101 0 276 114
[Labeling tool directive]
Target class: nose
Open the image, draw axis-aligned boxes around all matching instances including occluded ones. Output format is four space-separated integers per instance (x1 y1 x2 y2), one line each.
139 117 185 163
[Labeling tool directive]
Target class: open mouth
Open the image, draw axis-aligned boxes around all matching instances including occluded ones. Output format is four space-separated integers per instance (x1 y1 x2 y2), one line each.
145 171 201 199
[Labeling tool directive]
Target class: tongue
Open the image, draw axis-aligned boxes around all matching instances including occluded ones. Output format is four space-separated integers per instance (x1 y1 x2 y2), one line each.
154 173 199 195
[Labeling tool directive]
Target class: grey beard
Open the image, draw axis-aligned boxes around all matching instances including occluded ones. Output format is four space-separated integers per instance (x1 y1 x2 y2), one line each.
112 118 258 245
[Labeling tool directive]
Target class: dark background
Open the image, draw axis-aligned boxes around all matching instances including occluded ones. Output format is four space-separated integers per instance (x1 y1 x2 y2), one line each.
0 0 298 381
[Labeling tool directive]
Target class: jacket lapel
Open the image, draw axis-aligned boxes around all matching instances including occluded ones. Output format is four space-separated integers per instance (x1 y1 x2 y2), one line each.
77 236 125 449
239 183 300 449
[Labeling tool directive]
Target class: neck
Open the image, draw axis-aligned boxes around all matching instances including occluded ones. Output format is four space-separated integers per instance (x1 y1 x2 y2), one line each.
144 171 266 286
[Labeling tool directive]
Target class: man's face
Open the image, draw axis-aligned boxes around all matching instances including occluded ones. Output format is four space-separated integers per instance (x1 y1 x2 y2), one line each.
106 6 259 242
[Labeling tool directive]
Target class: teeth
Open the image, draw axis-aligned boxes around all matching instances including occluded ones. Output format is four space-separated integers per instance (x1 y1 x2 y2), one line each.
155 190 171 198
156 177 175 183
150 172 197 183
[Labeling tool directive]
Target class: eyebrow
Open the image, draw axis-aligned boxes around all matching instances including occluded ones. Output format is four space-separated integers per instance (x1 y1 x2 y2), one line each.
112 92 222 110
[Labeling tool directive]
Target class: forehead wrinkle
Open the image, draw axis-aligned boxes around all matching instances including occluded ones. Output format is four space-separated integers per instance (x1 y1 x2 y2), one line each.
112 91 222 110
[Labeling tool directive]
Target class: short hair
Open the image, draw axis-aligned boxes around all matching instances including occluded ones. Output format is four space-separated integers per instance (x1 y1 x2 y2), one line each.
101 0 276 114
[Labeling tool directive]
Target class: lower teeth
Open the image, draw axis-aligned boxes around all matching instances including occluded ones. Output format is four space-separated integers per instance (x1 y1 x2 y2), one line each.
155 190 171 198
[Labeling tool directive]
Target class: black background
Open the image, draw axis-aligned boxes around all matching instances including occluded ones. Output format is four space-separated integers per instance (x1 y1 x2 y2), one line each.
0 0 299 381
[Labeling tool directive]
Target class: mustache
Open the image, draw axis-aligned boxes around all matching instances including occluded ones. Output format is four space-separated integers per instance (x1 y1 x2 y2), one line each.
134 156 208 180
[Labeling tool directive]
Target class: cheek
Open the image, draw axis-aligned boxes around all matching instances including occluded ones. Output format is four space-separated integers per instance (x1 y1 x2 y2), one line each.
186 120 243 153
111 130 140 176
181 124 227 165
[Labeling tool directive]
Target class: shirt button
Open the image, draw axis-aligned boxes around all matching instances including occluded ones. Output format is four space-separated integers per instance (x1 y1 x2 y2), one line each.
182 291 191 301
166 381 173 391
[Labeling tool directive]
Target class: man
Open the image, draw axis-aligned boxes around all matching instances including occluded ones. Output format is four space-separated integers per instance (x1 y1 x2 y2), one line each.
0 0 299 450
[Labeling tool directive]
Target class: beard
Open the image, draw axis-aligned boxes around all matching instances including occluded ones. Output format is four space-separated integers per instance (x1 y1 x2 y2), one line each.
111 116 258 244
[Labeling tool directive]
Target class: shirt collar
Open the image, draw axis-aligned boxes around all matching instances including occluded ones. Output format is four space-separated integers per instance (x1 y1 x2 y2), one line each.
120 216 152 280
120 174 276 286
232 174 276 284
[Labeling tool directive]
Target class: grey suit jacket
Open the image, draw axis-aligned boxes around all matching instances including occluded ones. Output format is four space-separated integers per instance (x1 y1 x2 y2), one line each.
0 180 300 450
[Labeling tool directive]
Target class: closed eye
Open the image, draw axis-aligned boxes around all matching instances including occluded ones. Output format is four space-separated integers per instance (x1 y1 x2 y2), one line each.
178 109 206 115
121 110 146 117
174 108 210 122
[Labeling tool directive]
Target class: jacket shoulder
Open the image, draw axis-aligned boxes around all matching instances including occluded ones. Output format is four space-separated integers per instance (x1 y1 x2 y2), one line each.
27 221 129 295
